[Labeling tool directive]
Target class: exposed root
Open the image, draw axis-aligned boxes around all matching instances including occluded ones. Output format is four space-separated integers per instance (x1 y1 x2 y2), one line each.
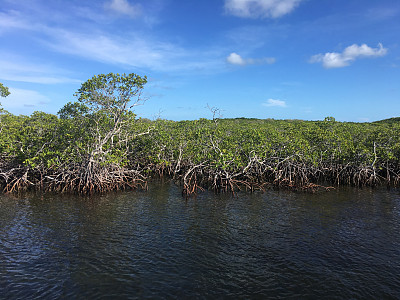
1 163 147 195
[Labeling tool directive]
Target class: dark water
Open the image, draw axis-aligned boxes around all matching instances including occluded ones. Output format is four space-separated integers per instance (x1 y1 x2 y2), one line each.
1 183 399 299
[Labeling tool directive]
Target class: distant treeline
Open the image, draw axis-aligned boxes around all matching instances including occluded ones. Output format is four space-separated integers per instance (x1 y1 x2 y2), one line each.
137 116 400 195
1 75 399 195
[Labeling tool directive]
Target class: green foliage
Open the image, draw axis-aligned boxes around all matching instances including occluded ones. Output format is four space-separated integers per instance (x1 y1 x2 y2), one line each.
324 116 336 122
373 117 400 124
132 117 400 181
0 73 150 185
62 73 148 167
58 101 89 119
1 72 400 193
74 72 147 115
0 82 10 98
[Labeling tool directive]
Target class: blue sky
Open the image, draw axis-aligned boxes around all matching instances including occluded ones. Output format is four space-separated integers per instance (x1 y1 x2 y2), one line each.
0 0 399 121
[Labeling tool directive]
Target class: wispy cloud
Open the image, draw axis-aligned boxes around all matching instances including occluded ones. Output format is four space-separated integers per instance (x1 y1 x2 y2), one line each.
104 0 141 18
226 52 275 66
224 0 303 18
263 98 287 107
0 55 81 84
365 6 400 21
1 88 51 115
0 10 33 33
42 28 202 72
0 5 225 73
310 43 388 68
1 1 281 77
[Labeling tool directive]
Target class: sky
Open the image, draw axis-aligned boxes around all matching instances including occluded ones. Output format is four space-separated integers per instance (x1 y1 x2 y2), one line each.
0 0 399 122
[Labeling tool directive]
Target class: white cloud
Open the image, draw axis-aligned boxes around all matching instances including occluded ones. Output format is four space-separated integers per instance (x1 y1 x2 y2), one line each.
44 29 188 71
1 88 51 115
226 52 275 66
0 3 236 74
105 0 141 18
38 27 228 73
226 52 246 65
0 10 32 33
0 10 176 71
263 98 287 107
310 43 388 68
0 56 81 84
225 0 303 18
0 11 223 74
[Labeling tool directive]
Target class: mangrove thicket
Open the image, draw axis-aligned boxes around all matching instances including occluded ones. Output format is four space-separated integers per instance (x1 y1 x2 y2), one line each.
1 75 400 195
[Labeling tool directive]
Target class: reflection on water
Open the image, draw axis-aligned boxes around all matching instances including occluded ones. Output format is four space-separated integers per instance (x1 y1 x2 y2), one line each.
1 184 399 299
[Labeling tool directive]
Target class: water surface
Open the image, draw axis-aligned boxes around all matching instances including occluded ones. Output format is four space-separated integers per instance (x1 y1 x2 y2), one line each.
1 184 399 299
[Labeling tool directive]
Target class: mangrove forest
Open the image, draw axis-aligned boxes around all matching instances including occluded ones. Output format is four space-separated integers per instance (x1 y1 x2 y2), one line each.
1 73 400 195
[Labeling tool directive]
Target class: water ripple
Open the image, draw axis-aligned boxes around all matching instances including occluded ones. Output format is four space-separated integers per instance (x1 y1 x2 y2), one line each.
1 186 400 299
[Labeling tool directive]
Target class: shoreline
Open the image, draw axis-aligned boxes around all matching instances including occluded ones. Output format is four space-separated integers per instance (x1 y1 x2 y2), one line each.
1 117 400 196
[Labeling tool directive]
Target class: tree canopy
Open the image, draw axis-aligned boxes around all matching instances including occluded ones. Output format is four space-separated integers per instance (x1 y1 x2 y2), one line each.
74 72 147 116
1 73 400 195
0 83 10 98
